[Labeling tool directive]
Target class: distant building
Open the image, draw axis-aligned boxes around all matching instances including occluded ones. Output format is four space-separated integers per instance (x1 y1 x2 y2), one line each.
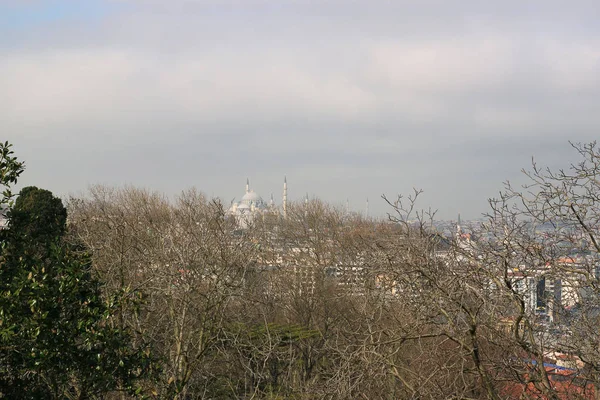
227 178 286 228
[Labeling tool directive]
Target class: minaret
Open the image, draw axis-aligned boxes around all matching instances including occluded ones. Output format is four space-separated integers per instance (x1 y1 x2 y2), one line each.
366 198 369 217
304 192 309 217
269 193 274 207
345 198 350 215
282 176 288 218
245 178 250 194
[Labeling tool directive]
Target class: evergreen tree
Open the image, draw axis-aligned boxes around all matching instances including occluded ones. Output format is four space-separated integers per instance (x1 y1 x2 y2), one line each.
0 145 155 399
8 186 67 244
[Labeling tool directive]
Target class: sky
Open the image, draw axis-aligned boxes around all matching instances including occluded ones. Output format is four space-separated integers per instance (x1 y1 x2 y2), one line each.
2 0 599 219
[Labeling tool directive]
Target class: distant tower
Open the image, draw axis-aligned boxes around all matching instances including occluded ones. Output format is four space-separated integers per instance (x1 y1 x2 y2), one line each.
345 198 350 215
245 178 250 194
366 198 369 217
269 193 275 207
282 176 288 218
304 192 309 218
456 213 462 237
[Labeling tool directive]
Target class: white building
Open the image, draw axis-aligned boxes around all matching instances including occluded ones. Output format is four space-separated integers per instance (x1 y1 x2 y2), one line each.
228 178 287 227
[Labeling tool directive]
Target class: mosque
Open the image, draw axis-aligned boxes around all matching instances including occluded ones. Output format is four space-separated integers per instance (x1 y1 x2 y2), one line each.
227 177 370 227
228 178 289 226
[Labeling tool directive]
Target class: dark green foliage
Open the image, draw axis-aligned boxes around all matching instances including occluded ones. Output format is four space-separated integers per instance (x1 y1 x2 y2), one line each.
0 142 24 208
0 148 156 399
0 244 154 398
8 186 68 244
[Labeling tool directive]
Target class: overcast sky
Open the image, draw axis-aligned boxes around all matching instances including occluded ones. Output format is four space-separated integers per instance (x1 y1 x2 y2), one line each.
2 0 599 219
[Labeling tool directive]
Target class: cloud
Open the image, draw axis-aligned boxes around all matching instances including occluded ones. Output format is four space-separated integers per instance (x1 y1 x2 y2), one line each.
1 49 378 131
4 33 598 132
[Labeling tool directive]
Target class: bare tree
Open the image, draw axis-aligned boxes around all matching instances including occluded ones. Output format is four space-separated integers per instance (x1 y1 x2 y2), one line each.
63 143 600 399
68 186 256 398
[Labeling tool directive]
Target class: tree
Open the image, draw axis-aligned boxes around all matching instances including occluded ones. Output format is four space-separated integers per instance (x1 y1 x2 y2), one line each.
68 186 255 398
0 141 25 208
377 142 600 398
477 141 600 398
0 150 155 399
9 186 68 243
61 141 600 399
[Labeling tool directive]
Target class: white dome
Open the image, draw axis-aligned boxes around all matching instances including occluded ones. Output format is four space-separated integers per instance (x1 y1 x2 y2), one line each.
240 191 267 210
237 203 250 210
241 191 263 203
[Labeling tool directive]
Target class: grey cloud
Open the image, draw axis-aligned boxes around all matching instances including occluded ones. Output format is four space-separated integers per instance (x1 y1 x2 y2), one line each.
2 1 599 218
